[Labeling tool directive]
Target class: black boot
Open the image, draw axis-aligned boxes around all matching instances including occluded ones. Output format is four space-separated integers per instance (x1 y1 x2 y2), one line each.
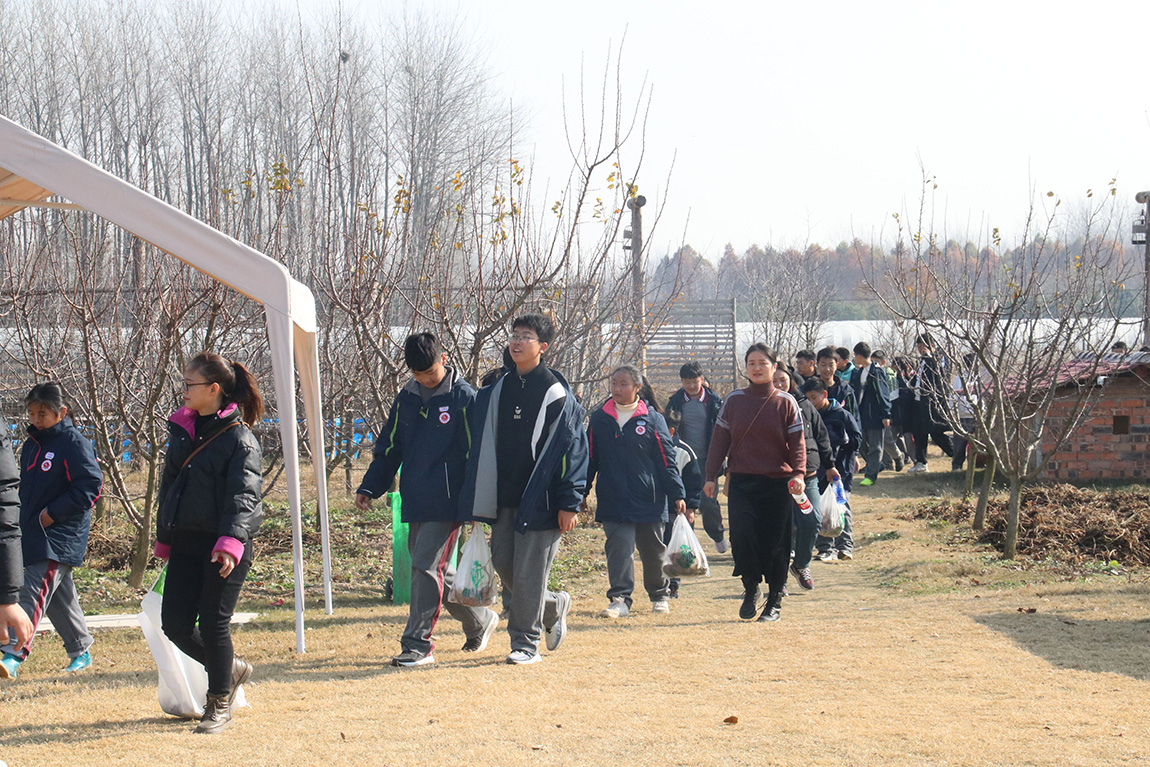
229 658 253 708
195 693 233 734
738 586 762 620
757 591 782 622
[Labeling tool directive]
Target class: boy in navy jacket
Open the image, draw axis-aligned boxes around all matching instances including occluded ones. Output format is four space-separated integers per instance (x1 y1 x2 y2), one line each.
356 333 498 667
848 341 892 487
801 378 861 562
1 383 102 679
458 314 589 665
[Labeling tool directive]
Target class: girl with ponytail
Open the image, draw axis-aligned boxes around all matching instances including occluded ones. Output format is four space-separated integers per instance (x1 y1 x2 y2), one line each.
154 352 264 734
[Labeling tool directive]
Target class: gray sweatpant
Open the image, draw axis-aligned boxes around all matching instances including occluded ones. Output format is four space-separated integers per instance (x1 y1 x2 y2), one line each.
1 559 93 661
489 507 563 654
860 426 885 481
401 521 493 656
603 521 669 607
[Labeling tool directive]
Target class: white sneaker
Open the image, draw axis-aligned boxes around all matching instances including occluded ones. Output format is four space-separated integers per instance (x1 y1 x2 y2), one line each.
909 462 928 473
715 538 729 554
598 597 630 618
505 649 542 665
652 599 670 614
545 591 571 651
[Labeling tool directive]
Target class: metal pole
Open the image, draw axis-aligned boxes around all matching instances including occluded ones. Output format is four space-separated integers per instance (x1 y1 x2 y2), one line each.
627 195 647 370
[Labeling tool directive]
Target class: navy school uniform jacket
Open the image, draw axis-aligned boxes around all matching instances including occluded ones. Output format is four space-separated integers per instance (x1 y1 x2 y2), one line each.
849 363 892 430
814 400 862 493
798 395 834 480
587 399 685 525
357 368 476 523
459 367 589 532
19 417 103 568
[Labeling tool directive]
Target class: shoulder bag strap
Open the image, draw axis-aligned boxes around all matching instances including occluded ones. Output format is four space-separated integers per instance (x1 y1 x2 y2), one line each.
179 421 242 472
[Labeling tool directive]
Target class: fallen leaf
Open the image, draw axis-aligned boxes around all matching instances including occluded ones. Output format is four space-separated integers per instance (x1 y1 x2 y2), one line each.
340 733 346 740
428 719 438 724
723 715 739 724
532 745 545 751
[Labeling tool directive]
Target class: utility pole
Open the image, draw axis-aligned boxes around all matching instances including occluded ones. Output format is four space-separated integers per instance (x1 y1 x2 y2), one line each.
624 194 647 370
1134 191 1150 345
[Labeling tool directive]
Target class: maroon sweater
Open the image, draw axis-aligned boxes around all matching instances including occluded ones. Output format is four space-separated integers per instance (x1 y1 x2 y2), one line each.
704 382 806 482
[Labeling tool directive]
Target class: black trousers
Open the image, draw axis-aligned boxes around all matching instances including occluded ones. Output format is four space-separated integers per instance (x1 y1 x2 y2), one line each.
910 400 953 464
726 474 793 596
161 531 253 696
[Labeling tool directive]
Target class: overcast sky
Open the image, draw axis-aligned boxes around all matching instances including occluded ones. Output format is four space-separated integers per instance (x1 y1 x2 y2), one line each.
298 0 1150 262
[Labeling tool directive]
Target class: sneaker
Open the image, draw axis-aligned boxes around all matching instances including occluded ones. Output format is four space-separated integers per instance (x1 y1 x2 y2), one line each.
894 459 905 472
714 538 729 554
859 477 874 487
815 549 836 562
790 564 814 590
0 653 21 679
505 649 542 665
781 584 789 598
838 550 854 561
738 587 762 620
909 462 928 473
668 580 680 599
390 650 434 667
228 658 253 707
545 591 571 651
64 650 93 674
598 597 630 619
652 599 670 614
463 608 500 653
757 593 782 622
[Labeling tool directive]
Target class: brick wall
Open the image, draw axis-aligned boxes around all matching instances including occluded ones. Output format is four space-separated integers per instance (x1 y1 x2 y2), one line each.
1041 373 1150 481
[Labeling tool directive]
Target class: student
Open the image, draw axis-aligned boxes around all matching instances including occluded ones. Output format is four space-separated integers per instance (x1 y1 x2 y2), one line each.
703 344 805 623
584 366 685 618
834 347 854 385
356 333 497 667
0 415 31 657
792 350 818 388
907 333 954 472
949 353 980 471
892 355 919 470
816 347 858 419
801 378 861 562
1 383 102 680
664 362 727 552
848 342 891 487
872 350 907 472
663 434 703 599
154 353 263 734
458 314 588 665
773 370 834 591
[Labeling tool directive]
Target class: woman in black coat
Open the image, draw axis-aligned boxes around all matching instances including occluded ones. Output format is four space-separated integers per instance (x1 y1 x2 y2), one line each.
155 352 263 734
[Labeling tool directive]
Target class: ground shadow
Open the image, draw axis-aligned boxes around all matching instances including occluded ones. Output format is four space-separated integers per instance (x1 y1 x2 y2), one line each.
0 716 183 747
973 610 1150 680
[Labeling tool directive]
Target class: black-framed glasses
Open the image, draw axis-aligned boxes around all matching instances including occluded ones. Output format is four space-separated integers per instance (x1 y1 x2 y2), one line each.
508 333 540 344
182 380 215 391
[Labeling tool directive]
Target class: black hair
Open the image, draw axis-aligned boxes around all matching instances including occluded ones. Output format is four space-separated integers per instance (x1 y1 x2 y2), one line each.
871 349 887 362
795 349 816 361
778 371 801 396
800 378 827 395
512 313 555 345
611 365 643 387
639 375 663 414
816 346 837 362
679 361 704 380
853 341 871 359
1111 341 1128 352
186 351 264 426
26 381 67 413
404 332 442 372
835 346 851 361
915 332 934 348
744 343 778 364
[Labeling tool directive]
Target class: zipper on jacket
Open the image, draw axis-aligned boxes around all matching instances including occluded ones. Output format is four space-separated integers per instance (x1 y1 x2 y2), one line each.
444 463 451 499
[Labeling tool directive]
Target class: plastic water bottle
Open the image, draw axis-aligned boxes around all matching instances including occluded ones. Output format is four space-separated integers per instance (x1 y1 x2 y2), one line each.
791 488 814 515
834 478 848 505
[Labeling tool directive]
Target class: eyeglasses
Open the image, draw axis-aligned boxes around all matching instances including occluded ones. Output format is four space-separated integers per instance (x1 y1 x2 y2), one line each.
182 380 215 391
508 334 540 345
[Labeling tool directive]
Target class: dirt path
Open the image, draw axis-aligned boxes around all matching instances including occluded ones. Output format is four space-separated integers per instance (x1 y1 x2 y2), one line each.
3 474 1149 766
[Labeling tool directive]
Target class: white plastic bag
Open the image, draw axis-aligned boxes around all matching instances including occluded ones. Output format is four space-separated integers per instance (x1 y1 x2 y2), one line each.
819 481 845 539
137 569 247 719
449 522 498 606
663 514 710 577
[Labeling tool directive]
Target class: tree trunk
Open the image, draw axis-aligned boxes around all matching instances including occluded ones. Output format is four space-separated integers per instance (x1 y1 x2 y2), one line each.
962 451 977 503
973 454 996 531
1002 474 1022 559
127 502 152 589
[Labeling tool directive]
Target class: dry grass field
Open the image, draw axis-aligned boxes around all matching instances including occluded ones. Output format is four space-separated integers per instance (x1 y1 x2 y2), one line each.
2 449 1148 767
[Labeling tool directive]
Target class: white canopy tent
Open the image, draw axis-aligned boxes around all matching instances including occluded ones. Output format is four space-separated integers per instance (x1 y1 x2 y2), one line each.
0 114 331 653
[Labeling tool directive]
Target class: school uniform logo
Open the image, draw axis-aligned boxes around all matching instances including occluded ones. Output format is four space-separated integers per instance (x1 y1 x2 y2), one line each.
438 406 451 424
40 459 52 471
634 423 647 436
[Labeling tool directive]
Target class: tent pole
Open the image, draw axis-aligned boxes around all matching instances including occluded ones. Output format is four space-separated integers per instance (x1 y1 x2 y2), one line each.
294 324 333 614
